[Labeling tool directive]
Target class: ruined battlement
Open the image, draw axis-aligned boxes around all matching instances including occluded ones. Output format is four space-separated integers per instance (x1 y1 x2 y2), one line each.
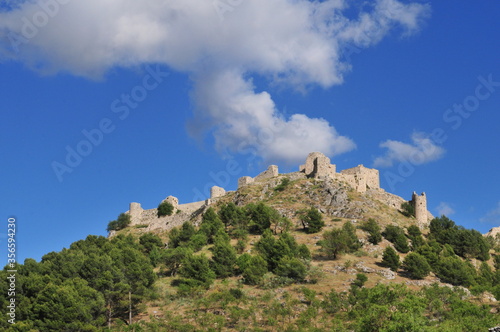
237 152 381 194
297 152 380 193
237 165 279 187
117 151 430 234
125 184 226 228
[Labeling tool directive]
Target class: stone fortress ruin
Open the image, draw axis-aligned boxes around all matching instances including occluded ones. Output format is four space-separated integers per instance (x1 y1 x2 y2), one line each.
121 152 430 233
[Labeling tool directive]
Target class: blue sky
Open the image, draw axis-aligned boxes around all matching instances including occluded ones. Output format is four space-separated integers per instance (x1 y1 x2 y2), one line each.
1 0 499 265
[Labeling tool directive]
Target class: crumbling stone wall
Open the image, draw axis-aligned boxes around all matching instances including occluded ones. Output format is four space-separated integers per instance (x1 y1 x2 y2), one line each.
340 165 380 193
238 176 254 188
125 184 228 231
300 152 336 179
254 165 279 182
238 165 278 189
119 151 439 236
210 186 226 199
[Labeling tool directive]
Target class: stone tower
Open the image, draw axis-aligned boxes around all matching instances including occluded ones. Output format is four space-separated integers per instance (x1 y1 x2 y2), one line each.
412 192 427 227
299 152 335 179
129 202 143 225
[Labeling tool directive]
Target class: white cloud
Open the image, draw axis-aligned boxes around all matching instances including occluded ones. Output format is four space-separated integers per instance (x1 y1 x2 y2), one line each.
0 0 430 164
435 202 455 216
374 132 445 168
188 69 357 164
480 201 500 225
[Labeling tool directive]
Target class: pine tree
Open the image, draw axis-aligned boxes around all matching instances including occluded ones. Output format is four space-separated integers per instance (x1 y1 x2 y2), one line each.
300 207 325 234
242 255 268 285
381 246 400 271
210 230 237 278
360 218 382 245
402 253 431 279
200 208 224 243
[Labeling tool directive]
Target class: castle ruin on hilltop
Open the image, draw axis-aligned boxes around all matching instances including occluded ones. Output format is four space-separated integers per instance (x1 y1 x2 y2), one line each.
237 152 380 194
119 152 430 233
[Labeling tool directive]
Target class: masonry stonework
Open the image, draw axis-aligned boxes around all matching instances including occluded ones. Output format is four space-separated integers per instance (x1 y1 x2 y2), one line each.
163 196 179 208
129 202 143 226
300 152 336 179
237 165 279 189
116 151 434 236
340 165 380 193
412 192 428 227
238 176 254 188
210 186 226 199
254 165 279 182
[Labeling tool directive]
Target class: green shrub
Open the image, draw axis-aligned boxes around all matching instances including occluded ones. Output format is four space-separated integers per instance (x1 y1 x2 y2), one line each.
382 225 410 253
401 201 415 217
106 213 131 231
402 253 430 279
342 221 362 251
275 256 307 281
199 208 225 243
210 230 237 278
381 246 400 272
429 215 491 261
236 253 252 274
319 229 345 259
139 233 163 253
299 207 325 233
178 254 215 288
322 289 342 314
360 218 382 245
169 222 197 248
245 203 279 234
274 177 291 192
407 224 425 249
255 230 310 272
157 201 174 217
187 232 207 251
242 255 268 285
434 255 476 287
218 202 247 231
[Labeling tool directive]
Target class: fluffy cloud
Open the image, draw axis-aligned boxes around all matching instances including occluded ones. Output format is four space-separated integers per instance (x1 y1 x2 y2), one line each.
0 0 430 164
374 132 445 168
435 202 455 216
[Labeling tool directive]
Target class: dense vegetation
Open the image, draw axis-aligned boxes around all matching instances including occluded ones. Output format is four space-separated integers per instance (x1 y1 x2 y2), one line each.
2 204 499 331
0 234 155 331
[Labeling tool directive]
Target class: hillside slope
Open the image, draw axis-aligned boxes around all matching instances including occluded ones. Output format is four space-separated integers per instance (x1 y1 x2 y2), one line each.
102 153 499 331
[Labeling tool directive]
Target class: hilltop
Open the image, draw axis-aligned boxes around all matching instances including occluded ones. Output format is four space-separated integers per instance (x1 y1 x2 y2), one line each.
112 152 432 237
102 152 499 330
2 152 499 331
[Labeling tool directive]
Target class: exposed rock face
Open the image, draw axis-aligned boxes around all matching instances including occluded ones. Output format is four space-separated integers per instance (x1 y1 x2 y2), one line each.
325 185 349 208
485 226 500 238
